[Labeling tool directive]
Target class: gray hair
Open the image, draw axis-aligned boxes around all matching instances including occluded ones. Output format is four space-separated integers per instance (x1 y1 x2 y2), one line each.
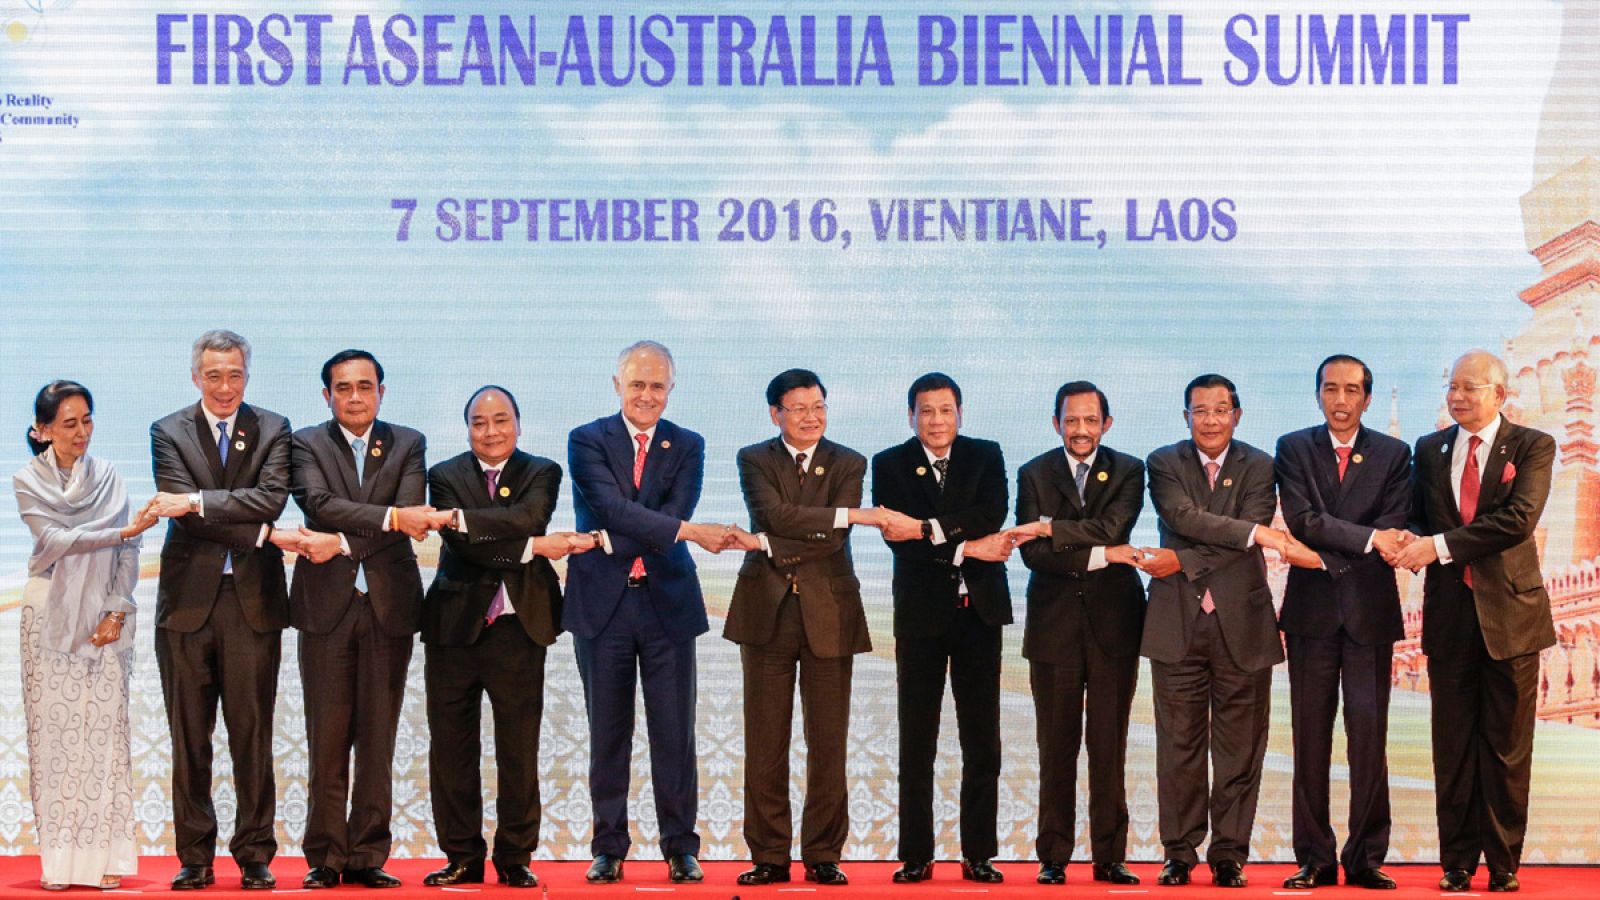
1453 348 1509 387
191 329 252 373
616 340 675 381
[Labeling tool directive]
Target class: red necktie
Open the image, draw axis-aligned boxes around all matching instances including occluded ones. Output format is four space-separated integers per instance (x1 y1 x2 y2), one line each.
1459 435 1482 587
1335 446 1351 481
629 433 649 579
1201 461 1220 614
485 468 506 623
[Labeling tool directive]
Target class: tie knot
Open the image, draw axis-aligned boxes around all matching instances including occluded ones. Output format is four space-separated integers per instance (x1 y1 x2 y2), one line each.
797 452 808 468
485 467 499 488
217 421 229 438
352 437 365 454
1335 446 1352 461
1204 460 1220 487
1076 462 1090 478
1468 434 1483 453
636 433 650 450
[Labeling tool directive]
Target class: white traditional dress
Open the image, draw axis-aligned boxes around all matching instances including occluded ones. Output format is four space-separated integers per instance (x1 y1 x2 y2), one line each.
13 448 139 887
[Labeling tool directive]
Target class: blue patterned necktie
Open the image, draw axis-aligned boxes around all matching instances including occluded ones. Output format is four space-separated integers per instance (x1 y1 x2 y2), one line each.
216 421 230 465
351 437 368 592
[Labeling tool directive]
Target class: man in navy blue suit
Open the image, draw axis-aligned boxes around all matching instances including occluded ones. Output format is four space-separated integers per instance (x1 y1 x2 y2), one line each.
564 340 733 885
1275 355 1412 891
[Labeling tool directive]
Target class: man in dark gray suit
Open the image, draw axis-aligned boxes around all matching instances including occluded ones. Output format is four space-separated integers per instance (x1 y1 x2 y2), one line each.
1138 373 1319 889
722 369 879 887
1007 381 1145 887
286 349 446 890
1275 355 1411 891
147 329 300 891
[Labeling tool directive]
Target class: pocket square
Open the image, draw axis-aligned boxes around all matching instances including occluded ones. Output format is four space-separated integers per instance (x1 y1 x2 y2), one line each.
1501 461 1517 483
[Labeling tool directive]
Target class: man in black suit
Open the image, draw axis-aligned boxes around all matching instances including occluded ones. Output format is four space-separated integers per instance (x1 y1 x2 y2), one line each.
1275 355 1411 891
420 386 597 890
1006 382 1145 887
286 349 446 890
1391 349 1556 894
1138 373 1320 889
871 372 1014 885
723 369 880 887
146 329 301 891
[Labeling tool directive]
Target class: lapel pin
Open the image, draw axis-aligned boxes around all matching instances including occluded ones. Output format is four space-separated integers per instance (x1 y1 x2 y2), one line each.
1441 444 1449 454
1352 453 1363 464
1096 470 1108 482
498 485 511 497
371 447 382 457
660 439 671 449
1499 446 1507 454
1222 478 1233 487
234 440 246 451
814 466 825 475
916 466 928 476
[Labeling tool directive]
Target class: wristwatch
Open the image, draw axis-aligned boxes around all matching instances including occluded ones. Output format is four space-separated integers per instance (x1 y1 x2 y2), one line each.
187 492 201 513
920 520 934 540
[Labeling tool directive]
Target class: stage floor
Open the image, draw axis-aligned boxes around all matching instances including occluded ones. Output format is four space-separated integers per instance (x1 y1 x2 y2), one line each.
4 859 1595 896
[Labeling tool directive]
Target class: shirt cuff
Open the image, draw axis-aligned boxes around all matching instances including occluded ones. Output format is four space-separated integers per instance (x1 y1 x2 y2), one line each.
1434 533 1452 565
1245 525 1258 548
338 533 352 557
196 493 205 517
599 529 614 555
759 532 773 556
1087 545 1108 571
952 540 966 565
833 507 849 529
928 518 947 546
256 524 269 548
1363 528 1376 555
457 512 470 534
381 508 394 532
521 537 535 563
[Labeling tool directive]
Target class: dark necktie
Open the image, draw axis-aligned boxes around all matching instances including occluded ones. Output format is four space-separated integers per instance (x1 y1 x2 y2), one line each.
932 457 949 493
1074 461 1089 502
1335 446 1352 481
485 468 506 622
796 451 808 484
1201 460 1220 614
1459 435 1483 587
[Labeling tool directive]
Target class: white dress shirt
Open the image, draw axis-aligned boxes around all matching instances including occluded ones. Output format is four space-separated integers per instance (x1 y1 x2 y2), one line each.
1435 415 1502 565
756 440 851 556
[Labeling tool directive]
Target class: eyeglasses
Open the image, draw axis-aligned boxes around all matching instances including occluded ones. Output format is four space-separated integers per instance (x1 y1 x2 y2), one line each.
778 403 828 418
199 371 246 388
1186 406 1236 422
1445 382 1496 394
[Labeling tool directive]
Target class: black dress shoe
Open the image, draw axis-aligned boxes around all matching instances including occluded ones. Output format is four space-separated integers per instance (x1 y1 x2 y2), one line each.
171 865 215 890
586 854 624 884
1094 862 1140 884
1439 868 1473 892
1488 870 1520 893
1157 859 1192 886
804 861 848 885
1211 860 1248 888
667 854 704 883
239 863 276 890
893 861 934 883
738 863 792 885
494 862 539 888
1037 860 1066 885
1283 863 1338 888
342 867 401 888
303 866 340 889
1348 867 1398 890
962 859 1004 883
424 860 485 886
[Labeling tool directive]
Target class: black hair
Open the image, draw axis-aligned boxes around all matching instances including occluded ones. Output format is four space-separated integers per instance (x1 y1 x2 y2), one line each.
463 385 521 423
1185 373 1240 410
766 369 827 408
320 349 385 389
907 372 962 410
28 380 93 455
1054 381 1110 419
1316 354 1374 396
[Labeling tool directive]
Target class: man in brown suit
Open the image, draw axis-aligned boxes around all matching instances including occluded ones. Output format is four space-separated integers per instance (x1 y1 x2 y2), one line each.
723 369 882 887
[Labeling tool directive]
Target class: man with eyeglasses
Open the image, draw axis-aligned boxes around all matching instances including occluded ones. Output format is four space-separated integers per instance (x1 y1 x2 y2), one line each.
722 369 883 887
1388 350 1556 894
1138 373 1319 889
146 329 301 890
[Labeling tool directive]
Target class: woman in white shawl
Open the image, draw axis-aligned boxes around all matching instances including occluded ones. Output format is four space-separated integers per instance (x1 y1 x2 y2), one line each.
13 381 157 890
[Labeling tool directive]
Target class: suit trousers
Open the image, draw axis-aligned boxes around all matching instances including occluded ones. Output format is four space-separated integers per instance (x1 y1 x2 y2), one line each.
740 593 853 865
155 577 282 866
1426 601 1540 874
574 585 701 859
298 593 414 870
896 605 1002 863
1286 630 1394 873
1150 608 1272 867
426 615 548 866
1030 634 1140 865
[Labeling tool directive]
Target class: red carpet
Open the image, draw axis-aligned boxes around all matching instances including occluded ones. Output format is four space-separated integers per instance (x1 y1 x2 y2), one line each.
4 859 1594 896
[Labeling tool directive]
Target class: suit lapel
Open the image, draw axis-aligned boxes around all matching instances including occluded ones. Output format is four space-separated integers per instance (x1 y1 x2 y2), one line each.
1309 425 1342 504
797 439 830 506
1199 442 1238 513
604 415 638 497
359 422 393 501
638 420 676 500
191 404 226 486
1435 425 1464 529
494 450 527 505
1331 425 1362 505
221 405 257 488
912 439 943 512
1080 450 1113 511
1047 449 1081 515
1477 420 1517 518
325 420 361 498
